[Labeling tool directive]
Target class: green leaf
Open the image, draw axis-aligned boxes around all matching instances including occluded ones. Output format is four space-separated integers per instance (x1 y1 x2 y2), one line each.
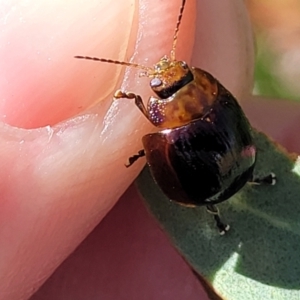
136 130 300 300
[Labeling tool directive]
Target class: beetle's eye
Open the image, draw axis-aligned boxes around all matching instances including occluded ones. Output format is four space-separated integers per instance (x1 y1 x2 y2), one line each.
181 62 188 69
151 78 163 88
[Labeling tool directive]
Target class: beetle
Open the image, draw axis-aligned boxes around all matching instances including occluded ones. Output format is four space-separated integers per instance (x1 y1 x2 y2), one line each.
75 0 276 234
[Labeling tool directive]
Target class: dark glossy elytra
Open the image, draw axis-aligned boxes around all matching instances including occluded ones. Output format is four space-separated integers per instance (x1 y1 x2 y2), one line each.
75 0 276 234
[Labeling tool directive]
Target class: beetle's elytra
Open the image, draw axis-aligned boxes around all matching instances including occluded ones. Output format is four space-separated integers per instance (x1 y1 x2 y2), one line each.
75 0 276 234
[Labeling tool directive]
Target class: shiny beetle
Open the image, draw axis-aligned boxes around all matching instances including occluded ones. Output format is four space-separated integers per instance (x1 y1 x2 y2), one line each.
75 0 276 234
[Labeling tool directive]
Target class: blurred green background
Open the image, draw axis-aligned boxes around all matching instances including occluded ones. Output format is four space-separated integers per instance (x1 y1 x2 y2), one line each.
246 0 300 101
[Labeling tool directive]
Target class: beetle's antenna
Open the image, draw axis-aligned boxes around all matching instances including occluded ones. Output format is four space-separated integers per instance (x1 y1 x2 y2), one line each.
170 0 186 61
74 56 151 72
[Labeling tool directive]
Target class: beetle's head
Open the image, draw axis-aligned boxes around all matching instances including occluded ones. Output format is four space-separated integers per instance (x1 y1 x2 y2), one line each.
74 0 189 100
143 56 193 99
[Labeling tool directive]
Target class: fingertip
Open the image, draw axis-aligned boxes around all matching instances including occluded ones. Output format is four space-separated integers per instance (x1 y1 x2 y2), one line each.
192 1 254 99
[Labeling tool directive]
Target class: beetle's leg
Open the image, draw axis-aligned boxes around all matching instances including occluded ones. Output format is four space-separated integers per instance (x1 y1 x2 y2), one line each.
114 90 148 119
248 172 276 186
125 150 145 168
206 205 230 235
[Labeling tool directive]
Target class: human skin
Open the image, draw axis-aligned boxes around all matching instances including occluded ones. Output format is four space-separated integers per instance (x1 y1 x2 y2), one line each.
1 0 300 299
